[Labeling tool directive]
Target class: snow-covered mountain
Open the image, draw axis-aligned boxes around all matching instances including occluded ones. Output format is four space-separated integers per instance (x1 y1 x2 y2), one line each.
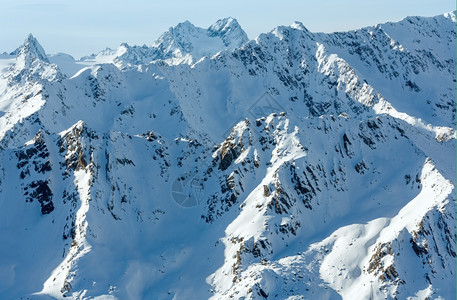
0 11 455 300
77 17 249 69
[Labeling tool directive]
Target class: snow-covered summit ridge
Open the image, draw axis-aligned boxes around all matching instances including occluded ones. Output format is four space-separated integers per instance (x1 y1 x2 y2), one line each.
79 17 249 68
151 16 248 57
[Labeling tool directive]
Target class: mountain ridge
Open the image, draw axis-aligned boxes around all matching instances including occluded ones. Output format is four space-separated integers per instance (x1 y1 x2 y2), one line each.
0 11 455 300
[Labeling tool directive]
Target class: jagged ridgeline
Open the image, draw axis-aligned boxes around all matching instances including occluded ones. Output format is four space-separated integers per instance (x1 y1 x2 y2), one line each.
0 12 455 300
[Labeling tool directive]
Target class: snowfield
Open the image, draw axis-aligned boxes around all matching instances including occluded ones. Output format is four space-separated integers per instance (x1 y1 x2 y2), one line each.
0 12 455 300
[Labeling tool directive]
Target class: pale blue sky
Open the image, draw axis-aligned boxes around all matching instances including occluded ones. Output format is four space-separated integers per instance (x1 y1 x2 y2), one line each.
0 0 455 58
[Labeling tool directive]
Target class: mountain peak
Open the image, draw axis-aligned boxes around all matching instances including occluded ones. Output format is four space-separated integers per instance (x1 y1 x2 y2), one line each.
290 21 308 31
177 20 195 27
91 17 249 67
171 20 197 35
208 17 249 47
13 34 49 67
444 10 456 22
209 17 239 32
5 34 62 82
145 17 249 64
11 33 49 70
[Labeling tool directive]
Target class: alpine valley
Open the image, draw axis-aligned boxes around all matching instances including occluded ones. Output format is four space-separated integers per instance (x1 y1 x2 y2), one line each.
0 12 455 300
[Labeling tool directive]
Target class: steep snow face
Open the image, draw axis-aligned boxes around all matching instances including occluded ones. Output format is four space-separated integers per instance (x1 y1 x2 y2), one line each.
0 12 455 300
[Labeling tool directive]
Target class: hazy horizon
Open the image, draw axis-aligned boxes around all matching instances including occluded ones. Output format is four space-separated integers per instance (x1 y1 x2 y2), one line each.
1 0 455 58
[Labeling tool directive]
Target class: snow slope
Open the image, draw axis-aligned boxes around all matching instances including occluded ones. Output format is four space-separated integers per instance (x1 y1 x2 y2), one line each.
0 11 455 300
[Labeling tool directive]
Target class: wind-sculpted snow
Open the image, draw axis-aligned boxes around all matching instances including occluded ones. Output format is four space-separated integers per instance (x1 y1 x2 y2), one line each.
0 11 455 300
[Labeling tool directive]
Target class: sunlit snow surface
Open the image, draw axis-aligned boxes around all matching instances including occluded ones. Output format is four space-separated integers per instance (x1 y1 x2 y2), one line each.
0 13 455 300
